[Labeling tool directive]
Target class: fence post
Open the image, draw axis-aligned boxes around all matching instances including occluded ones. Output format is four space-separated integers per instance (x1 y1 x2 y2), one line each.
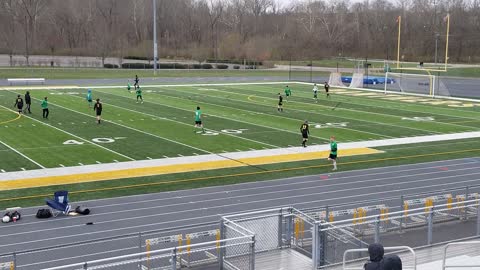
285 209 293 247
250 235 255 270
400 195 404 232
375 215 381 243
318 223 326 267
171 248 177 270
278 208 283 248
477 206 480 236
219 219 225 270
325 206 330 223
465 186 470 220
427 207 434 245
311 222 319 269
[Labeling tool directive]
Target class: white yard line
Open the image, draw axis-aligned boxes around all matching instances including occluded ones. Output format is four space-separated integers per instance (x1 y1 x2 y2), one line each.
1 131 480 180
0 104 135 162
80 89 281 148
0 138 46 169
9 90 212 156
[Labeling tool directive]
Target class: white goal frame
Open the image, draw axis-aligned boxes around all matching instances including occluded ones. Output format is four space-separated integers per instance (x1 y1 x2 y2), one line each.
384 72 436 97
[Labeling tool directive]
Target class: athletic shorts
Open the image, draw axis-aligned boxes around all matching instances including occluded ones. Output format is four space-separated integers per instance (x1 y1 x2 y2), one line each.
17 104 23 110
87 99 92 103
278 102 283 106
286 93 290 96
314 94 317 98
302 132 308 139
325 89 329 93
195 120 202 125
96 110 102 116
329 153 337 160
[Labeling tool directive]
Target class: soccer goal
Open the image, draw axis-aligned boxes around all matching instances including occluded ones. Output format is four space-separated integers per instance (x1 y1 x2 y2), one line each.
328 72 344 87
384 72 436 97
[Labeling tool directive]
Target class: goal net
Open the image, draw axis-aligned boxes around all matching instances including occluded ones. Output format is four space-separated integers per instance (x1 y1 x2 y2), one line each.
349 73 364 88
328 72 344 87
384 72 436 97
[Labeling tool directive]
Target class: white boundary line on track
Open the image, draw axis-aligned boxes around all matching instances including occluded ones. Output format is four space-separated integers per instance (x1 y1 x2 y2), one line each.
0 104 135 162
0 139 45 169
3 169 480 245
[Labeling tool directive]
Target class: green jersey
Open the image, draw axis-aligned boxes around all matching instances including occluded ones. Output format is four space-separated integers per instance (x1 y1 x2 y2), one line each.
136 89 142 96
86 93 92 101
330 141 337 155
195 110 202 121
41 100 48 109
285 87 291 95
127 83 131 91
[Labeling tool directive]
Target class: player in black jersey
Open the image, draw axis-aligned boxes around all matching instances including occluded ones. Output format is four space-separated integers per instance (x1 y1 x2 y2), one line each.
134 75 139 90
93 99 103 124
324 82 330 98
300 120 310 147
277 93 283 112
14 95 24 114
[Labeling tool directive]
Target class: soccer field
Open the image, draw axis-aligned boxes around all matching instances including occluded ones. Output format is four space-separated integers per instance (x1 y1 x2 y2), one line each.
1 82 480 172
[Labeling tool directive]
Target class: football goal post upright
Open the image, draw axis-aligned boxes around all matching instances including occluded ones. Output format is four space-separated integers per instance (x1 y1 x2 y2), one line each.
384 72 436 98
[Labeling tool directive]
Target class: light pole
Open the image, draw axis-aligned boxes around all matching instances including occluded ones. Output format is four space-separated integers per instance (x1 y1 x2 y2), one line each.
153 0 158 75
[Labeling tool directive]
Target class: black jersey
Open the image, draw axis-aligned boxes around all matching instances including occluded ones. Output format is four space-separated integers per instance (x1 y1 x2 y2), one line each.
300 123 309 134
94 102 103 112
279 96 283 103
14 98 24 108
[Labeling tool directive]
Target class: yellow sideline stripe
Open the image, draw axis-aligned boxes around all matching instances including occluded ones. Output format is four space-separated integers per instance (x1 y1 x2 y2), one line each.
0 148 380 190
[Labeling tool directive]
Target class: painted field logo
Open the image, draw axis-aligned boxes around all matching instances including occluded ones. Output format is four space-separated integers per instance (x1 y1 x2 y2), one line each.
63 137 126 145
314 123 349 128
195 129 248 136
401 117 435 121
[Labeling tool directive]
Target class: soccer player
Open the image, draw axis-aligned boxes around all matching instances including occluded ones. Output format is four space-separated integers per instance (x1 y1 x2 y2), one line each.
324 81 330 98
134 75 139 90
86 89 93 108
194 106 205 133
328 136 338 171
136 87 143 103
277 93 283 112
313 84 318 103
93 98 102 124
24 91 31 113
300 120 309 147
127 80 132 93
14 95 24 114
284 85 291 100
41 97 49 119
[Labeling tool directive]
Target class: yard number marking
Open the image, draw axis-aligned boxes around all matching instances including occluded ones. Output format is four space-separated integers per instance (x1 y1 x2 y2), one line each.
401 117 435 121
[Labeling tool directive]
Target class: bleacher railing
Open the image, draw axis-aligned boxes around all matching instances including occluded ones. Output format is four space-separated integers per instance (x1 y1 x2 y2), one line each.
342 246 416 270
442 241 480 269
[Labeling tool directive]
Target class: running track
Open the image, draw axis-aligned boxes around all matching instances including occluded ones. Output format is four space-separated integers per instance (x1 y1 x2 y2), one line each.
1 157 480 269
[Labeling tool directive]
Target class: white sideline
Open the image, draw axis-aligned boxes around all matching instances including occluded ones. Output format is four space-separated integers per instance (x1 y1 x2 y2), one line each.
1 131 480 181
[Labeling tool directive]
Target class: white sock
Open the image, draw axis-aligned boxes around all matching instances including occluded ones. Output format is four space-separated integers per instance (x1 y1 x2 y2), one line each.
333 160 337 169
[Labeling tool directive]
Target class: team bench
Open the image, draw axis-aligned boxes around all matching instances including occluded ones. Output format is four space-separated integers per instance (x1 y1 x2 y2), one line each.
7 78 45 85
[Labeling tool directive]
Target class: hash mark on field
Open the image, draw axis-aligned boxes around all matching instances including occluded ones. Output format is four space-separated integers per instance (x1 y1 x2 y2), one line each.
163 155 169 158
0 169 5 173
140 119 145 121
58 123 62 125
249 148 256 150
178 154 184 157
222 150 228 153
78 163 84 166
59 164 65 167
32 124 36 126
113 160 119 163
236 149 242 152
96 161 102 164
193 153 199 156
21 168 26 171
83 122 87 124
146 157 152 160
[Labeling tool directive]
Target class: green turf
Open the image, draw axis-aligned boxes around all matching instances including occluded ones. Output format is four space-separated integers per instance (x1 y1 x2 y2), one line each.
0 82 479 172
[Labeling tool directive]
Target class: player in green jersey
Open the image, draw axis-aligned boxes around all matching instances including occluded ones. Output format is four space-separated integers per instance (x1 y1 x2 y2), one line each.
41 97 49 119
136 87 143 104
194 106 205 133
86 89 93 108
284 85 292 100
328 136 337 170
127 81 132 93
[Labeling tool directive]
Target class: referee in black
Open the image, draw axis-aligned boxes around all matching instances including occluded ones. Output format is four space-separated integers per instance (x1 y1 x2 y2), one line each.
24 91 32 114
300 120 310 147
14 95 24 114
94 98 103 124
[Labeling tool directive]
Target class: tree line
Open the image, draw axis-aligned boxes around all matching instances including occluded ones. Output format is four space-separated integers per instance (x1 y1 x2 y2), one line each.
1 0 479 65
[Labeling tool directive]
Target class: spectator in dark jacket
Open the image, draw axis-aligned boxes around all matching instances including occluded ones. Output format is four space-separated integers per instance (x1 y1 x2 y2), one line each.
364 243 384 270
384 254 402 270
